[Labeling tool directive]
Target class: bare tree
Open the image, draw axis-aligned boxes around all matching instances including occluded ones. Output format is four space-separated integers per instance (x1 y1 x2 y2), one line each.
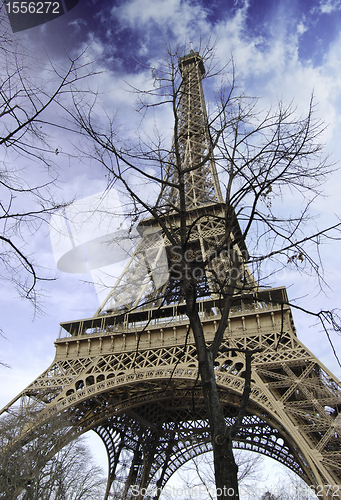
165 449 263 500
0 14 96 313
258 473 319 500
0 411 106 499
18 439 106 500
70 43 340 499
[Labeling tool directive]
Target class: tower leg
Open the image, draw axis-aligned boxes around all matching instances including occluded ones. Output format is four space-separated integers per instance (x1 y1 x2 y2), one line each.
94 426 126 500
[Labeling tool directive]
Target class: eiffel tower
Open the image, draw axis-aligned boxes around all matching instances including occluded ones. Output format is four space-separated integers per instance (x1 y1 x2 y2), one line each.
2 49 341 500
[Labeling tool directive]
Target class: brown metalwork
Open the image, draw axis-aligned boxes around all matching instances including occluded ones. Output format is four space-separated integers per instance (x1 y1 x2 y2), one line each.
1 50 341 500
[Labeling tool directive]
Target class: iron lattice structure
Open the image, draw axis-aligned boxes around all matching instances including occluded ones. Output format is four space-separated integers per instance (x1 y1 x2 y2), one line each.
1 50 341 500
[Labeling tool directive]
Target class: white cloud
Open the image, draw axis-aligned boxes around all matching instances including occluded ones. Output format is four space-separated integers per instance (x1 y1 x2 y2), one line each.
198 5 341 147
110 0 214 49
318 0 341 14
297 21 308 35
112 0 205 33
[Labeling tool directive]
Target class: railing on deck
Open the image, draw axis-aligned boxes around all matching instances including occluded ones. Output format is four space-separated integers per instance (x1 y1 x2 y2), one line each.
58 287 289 339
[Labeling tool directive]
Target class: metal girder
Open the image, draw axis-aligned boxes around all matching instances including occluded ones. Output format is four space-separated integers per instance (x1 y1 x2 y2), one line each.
2 295 341 498
157 50 223 211
1 50 341 500
92 407 309 498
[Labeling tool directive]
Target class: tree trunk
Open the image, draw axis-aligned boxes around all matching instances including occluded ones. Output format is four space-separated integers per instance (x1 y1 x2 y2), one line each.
185 287 240 500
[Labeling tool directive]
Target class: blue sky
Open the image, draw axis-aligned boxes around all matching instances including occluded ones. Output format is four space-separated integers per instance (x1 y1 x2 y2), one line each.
2 0 341 494
14 0 341 69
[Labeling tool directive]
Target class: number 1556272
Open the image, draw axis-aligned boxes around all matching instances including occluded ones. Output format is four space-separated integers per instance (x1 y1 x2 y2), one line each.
5 2 61 14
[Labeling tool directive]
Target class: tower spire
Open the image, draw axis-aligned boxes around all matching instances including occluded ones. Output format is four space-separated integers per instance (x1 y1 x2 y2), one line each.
94 50 230 314
157 49 223 210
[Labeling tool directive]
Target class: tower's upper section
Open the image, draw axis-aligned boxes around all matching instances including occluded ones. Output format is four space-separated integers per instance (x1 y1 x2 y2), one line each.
179 49 205 77
157 50 223 210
